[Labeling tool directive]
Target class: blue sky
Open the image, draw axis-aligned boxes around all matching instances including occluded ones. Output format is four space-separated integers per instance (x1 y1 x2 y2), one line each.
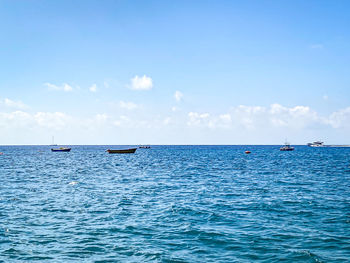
0 0 350 144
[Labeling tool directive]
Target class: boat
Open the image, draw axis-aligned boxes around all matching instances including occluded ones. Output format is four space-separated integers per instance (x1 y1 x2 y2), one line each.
139 145 151 149
245 151 251 154
280 142 294 151
51 147 71 152
106 148 137 154
307 141 350 147
307 141 324 147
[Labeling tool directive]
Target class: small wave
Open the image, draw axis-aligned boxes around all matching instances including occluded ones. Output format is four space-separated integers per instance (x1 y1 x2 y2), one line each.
291 249 324 262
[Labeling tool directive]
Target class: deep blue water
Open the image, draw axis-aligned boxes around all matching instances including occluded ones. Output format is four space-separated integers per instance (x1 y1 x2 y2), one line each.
0 145 349 262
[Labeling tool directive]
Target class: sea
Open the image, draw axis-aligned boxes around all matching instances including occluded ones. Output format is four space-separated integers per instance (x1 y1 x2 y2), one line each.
0 145 349 262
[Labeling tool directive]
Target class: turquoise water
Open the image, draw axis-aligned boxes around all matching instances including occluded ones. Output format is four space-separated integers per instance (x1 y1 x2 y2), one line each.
0 145 349 262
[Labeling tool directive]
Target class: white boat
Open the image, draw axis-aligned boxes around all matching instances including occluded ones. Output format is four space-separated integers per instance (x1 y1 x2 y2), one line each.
307 141 324 147
307 141 350 147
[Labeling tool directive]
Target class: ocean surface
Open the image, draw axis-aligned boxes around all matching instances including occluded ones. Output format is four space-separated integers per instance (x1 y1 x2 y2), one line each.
0 145 349 262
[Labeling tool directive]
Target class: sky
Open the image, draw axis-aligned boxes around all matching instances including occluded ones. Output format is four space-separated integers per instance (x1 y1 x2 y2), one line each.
0 0 350 145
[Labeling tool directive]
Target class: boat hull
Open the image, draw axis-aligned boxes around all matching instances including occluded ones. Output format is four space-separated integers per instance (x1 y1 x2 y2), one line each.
107 148 137 154
51 148 71 152
280 148 294 151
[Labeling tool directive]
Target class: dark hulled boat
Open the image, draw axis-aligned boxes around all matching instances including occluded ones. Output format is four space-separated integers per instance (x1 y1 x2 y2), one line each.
106 148 137 154
139 145 151 149
280 142 294 151
51 147 71 152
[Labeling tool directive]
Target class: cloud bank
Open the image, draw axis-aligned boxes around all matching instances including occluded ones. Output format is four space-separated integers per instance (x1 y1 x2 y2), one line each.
1 101 350 144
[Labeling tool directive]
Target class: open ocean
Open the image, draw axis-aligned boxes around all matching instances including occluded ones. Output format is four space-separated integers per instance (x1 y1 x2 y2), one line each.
0 145 349 262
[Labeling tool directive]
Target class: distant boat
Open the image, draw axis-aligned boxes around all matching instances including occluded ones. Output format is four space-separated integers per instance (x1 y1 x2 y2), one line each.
307 141 350 147
280 142 294 151
307 141 324 147
51 147 71 152
106 148 137 154
139 145 151 149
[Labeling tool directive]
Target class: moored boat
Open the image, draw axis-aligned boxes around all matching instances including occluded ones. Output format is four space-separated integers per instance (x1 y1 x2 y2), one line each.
280 142 294 151
106 148 137 154
51 147 71 152
139 145 151 149
307 141 350 147
307 141 324 147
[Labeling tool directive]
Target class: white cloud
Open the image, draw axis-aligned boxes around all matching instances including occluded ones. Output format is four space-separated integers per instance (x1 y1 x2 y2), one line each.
174 90 183 102
187 112 233 129
113 115 131 127
219 114 231 123
230 104 322 130
63 84 73 92
79 113 110 131
328 107 350 129
45 82 73 92
45 82 58 90
231 105 267 130
187 112 210 126
34 112 72 129
119 101 139 110
129 75 153 90
184 104 328 131
2 102 350 144
272 104 320 128
0 111 72 131
0 111 33 128
0 98 28 109
89 84 97 92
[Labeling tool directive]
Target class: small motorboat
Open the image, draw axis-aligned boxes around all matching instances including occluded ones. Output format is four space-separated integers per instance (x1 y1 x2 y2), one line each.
280 142 294 151
106 148 137 154
245 151 251 154
51 147 71 152
139 145 151 149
